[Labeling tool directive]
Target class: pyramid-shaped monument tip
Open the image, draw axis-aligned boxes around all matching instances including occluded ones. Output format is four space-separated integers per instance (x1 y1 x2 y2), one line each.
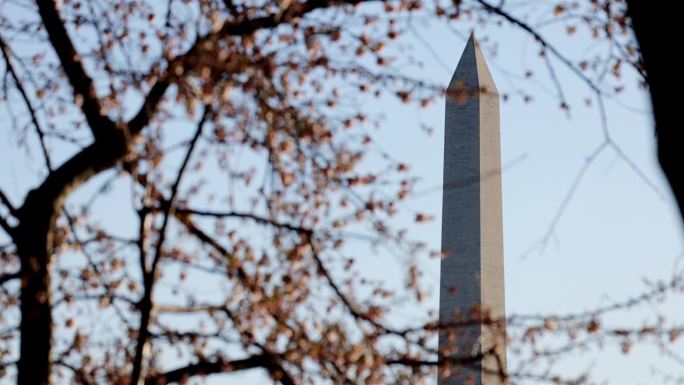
448 32 498 97
468 31 477 44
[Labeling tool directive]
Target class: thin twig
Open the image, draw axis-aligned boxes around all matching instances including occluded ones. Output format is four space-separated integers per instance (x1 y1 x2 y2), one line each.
0 188 17 217
474 0 602 94
130 106 211 385
0 34 53 171
520 141 608 259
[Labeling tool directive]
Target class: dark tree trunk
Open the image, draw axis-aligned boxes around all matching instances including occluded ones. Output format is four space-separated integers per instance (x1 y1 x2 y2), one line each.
15 136 132 385
16 201 54 385
627 1 684 222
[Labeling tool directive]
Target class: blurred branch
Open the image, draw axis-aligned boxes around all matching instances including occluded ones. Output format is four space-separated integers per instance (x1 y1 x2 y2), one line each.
0 215 13 237
389 347 510 384
308 238 410 337
0 35 52 171
0 188 16 236
129 0 378 136
222 0 240 16
130 106 211 385
521 141 608 258
14 0 159 376
61 208 135 326
159 206 313 235
37 0 116 140
144 354 270 385
474 0 601 93
510 267 684 324
154 303 295 384
144 351 294 385
388 352 485 367
477 0 670 245
391 349 581 385
0 271 19 285
55 360 93 385
0 188 17 218
175 216 254 288
150 107 211 273
52 292 138 308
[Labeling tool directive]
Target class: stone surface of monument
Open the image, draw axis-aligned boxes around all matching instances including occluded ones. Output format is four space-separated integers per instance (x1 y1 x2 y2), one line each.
438 33 507 385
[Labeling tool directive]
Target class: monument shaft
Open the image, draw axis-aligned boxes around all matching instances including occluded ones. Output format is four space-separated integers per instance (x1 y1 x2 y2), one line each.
438 34 506 385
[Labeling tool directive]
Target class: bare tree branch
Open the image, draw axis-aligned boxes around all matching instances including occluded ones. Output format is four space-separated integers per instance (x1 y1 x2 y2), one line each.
130 107 211 385
0 188 17 217
144 350 294 385
0 188 17 236
521 142 609 258
0 215 13 238
128 0 377 136
144 354 270 385
474 0 601 94
0 35 52 171
175 216 254 289
55 360 93 385
307 238 409 337
164 206 313 235
37 0 116 139
0 271 19 285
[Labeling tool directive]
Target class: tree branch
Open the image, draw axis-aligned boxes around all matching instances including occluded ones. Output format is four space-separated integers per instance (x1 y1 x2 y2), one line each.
307 238 407 337
0 188 16 236
165 206 313 235
36 0 115 139
14 138 131 385
13 2 381 384
176 216 254 288
0 35 52 171
0 188 17 217
144 351 294 385
144 354 269 385
128 0 377 136
0 215 13 238
389 347 510 383
55 360 93 385
130 107 211 385
474 0 601 94
0 271 19 285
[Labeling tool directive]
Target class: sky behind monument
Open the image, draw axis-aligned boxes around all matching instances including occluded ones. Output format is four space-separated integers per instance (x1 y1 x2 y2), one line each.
0 2 682 384
378 17 684 385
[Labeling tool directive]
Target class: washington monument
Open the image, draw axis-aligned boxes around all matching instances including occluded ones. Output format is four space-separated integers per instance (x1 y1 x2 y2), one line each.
438 34 507 385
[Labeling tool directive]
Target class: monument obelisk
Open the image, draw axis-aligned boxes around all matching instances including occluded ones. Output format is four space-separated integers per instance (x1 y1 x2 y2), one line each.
438 34 506 384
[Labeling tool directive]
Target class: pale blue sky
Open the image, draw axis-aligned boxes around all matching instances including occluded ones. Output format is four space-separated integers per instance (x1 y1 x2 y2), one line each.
0 2 683 384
